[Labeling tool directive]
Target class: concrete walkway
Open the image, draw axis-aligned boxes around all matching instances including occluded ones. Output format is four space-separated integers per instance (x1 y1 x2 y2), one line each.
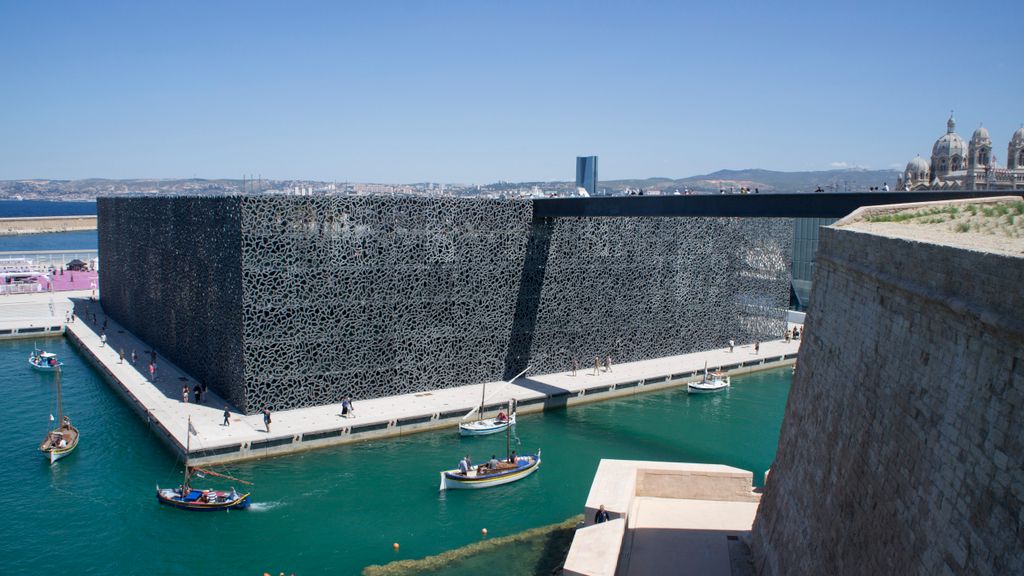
65 295 801 464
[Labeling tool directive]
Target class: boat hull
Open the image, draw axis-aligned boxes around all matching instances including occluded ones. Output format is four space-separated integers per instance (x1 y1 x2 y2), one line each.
440 453 540 490
29 361 63 372
40 425 79 464
156 488 251 511
458 414 515 436
687 384 729 393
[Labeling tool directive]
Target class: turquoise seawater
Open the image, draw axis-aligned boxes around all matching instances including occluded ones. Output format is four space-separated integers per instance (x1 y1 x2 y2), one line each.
0 337 790 575
0 230 97 252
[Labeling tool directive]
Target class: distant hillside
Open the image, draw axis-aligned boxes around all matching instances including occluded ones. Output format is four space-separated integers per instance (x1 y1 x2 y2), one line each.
0 168 903 200
601 168 901 194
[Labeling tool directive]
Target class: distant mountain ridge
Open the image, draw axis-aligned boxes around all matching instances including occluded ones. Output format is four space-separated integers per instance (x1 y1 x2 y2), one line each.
600 168 900 193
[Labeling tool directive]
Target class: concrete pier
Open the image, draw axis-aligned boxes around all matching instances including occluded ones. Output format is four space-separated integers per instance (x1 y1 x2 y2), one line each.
0 290 85 340
66 296 800 466
0 215 97 235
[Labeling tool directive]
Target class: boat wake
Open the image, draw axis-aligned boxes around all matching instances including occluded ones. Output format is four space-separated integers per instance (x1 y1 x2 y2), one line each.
248 500 285 512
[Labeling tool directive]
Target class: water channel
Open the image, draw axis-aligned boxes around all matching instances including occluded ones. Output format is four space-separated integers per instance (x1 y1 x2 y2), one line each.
0 336 791 575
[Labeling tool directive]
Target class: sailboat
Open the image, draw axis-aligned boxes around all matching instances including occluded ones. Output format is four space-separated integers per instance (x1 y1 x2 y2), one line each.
39 366 78 464
458 367 528 436
441 400 541 490
156 416 252 511
687 361 730 394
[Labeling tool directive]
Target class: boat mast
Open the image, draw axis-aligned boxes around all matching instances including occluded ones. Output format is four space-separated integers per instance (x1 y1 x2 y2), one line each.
56 366 63 428
505 400 511 459
478 382 486 422
183 416 191 489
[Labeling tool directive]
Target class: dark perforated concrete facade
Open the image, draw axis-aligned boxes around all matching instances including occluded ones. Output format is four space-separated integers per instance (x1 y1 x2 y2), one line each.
99 196 792 414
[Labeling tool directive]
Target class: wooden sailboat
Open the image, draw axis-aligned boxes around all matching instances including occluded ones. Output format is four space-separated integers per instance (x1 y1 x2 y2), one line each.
458 367 528 436
39 366 78 464
156 416 252 511
442 400 542 490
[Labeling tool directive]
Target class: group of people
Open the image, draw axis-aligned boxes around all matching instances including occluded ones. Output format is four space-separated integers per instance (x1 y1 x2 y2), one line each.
456 451 519 476
340 396 355 418
784 326 803 342
30 351 58 367
181 383 208 404
568 355 613 377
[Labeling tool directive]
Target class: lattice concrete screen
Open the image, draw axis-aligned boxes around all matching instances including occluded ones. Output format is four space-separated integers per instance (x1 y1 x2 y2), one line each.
99 196 792 414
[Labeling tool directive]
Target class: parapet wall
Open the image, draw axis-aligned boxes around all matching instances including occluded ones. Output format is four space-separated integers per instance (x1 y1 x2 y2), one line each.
100 196 791 414
751 221 1024 574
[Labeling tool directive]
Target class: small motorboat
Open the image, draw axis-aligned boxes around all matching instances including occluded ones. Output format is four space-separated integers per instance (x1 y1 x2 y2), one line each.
29 350 63 372
459 412 515 436
687 366 730 394
440 451 541 491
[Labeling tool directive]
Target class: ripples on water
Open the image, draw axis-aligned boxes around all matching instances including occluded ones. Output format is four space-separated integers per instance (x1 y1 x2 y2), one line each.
0 337 791 575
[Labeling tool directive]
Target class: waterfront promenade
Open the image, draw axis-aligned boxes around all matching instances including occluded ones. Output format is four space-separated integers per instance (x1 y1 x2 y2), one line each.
65 295 800 465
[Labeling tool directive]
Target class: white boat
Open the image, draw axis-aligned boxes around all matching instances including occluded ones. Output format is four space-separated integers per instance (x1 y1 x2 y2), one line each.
687 365 730 394
458 366 528 436
439 451 541 490
39 366 78 464
29 350 63 372
459 412 515 436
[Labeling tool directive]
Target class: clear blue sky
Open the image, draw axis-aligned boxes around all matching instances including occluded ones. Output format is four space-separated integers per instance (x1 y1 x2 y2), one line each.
1 0 1021 183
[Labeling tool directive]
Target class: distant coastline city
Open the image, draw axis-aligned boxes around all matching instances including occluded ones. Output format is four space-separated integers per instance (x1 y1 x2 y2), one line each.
0 165 904 202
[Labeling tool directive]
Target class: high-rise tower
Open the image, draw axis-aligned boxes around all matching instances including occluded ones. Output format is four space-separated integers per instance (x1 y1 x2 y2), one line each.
576 156 598 196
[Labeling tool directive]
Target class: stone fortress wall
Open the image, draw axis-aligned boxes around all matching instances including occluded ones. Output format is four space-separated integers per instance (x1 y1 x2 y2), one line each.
99 196 792 414
751 210 1024 574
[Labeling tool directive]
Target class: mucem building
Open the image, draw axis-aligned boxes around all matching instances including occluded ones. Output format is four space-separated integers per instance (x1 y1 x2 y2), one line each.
98 196 792 414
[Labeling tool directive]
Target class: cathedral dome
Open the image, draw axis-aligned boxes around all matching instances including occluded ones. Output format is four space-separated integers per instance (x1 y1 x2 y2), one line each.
971 126 991 144
1011 127 1024 145
906 156 929 174
932 132 968 158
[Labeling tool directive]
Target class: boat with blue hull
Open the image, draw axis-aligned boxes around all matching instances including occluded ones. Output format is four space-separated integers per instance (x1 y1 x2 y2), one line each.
29 350 63 372
440 451 542 490
156 416 252 511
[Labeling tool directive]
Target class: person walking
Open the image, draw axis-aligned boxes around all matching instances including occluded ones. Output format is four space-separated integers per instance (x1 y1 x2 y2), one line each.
181 385 189 403
148 362 155 381
131 349 138 364
571 356 578 377
595 505 611 524
193 384 202 404
100 332 106 347
754 341 760 355
604 355 612 373
222 406 231 426
592 355 601 376
119 348 125 364
263 408 272 433
728 339 734 353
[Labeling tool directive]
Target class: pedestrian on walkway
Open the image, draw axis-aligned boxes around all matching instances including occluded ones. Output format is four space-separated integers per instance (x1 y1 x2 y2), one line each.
223 406 231 426
605 355 613 373
754 341 760 355
181 385 189 403
193 384 202 404
100 332 106 347
102 318 107 331
593 355 601 376
263 408 272 432
131 349 137 364
571 356 578 377
728 339 734 353
148 362 156 381
119 348 125 364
